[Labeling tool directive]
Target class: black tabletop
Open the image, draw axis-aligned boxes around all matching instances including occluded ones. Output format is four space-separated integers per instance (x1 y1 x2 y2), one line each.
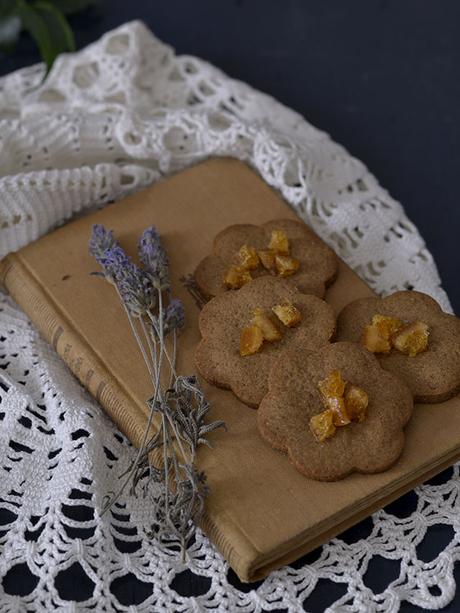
1 1 459 611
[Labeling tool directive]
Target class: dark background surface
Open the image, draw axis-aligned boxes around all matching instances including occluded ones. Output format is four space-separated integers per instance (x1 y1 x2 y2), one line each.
1 1 459 610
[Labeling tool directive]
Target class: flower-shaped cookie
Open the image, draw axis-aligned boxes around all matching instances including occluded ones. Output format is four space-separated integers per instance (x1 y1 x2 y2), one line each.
258 342 413 481
336 291 460 403
194 219 338 300
195 276 336 407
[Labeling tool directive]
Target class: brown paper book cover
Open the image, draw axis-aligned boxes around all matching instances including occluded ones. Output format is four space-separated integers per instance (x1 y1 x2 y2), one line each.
2 158 460 582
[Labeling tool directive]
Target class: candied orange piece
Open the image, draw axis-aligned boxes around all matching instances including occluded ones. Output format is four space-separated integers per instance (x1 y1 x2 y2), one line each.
327 396 351 426
344 385 368 422
272 304 301 327
362 323 392 354
237 244 260 270
251 308 282 342
362 314 403 354
372 314 403 337
318 371 350 427
392 321 429 357
313 370 369 442
310 409 336 443
269 229 289 255
258 249 276 272
318 370 346 400
240 325 264 356
223 266 252 289
313 371 369 441
275 254 300 277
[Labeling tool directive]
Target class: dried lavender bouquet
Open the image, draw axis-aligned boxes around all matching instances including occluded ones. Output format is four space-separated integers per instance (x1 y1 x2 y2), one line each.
89 224 225 558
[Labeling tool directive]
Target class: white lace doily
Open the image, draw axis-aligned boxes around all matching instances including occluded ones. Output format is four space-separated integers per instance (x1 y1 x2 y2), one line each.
0 21 456 612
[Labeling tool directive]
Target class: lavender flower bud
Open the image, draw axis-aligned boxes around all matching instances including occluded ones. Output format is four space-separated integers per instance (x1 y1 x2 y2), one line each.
138 226 170 290
150 298 185 338
164 298 185 334
99 246 154 316
89 224 118 262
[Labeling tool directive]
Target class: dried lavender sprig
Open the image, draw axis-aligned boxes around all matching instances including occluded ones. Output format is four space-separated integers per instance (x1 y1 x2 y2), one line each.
138 226 170 290
90 224 157 317
99 246 155 317
101 286 167 512
161 298 185 338
128 375 225 554
89 224 226 559
89 224 119 262
120 302 219 553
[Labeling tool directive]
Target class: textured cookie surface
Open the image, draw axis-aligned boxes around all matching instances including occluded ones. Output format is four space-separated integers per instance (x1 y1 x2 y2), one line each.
336 291 460 403
258 342 413 481
194 219 338 299
195 276 336 407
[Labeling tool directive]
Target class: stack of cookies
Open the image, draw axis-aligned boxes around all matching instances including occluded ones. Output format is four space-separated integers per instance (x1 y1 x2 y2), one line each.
194 219 460 481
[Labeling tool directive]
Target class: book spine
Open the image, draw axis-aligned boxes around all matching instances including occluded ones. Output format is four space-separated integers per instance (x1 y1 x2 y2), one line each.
0 254 148 447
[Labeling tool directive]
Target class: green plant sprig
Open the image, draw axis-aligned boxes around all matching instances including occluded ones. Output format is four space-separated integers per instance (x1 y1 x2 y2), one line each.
0 0 96 76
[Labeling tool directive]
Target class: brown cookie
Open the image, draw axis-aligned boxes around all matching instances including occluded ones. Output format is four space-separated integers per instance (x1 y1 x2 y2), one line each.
258 342 413 481
195 276 336 407
195 219 338 300
336 291 460 403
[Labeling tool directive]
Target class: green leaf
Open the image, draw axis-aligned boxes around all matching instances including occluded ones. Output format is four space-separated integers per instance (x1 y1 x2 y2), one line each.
17 3 53 71
35 1 75 50
17 0 75 76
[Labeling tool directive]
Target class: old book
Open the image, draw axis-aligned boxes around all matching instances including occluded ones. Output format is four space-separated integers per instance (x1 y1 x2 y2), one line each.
2 158 460 582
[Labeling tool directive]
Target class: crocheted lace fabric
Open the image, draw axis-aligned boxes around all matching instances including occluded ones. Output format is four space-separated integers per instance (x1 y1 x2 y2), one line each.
0 21 456 612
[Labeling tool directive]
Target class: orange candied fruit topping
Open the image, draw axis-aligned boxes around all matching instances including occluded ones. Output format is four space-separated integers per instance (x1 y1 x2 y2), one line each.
318 369 346 400
373 314 403 337
318 371 349 427
225 227 301 291
237 244 260 270
344 385 369 422
269 229 290 255
272 304 301 327
311 370 369 442
274 254 300 277
251 308 282 342
223 266 252 290
362 314 403 354
362 313 429 357
240 307 283 357
310 409 336 443
325 395 350 426
362 324 391 354
258 249 276 272
240 325 264 357
392 321 429 357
